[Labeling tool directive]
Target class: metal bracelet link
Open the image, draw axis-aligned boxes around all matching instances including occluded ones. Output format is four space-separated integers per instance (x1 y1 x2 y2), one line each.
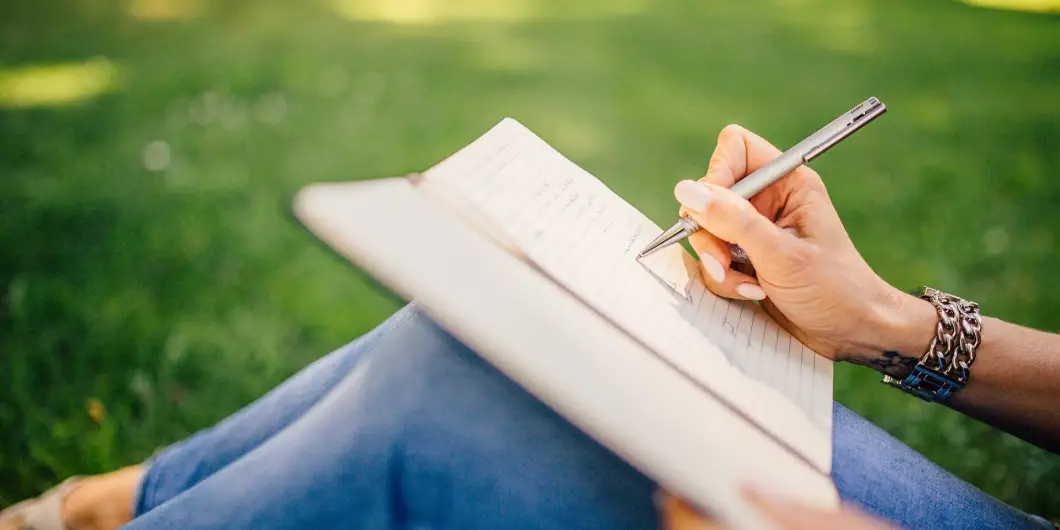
883 287 983 403
920 287 982 384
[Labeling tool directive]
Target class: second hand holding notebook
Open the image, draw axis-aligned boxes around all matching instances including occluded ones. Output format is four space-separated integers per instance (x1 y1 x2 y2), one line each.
294 117 847 528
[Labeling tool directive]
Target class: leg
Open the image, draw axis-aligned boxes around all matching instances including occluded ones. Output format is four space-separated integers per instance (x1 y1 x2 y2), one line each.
1 308 411 530
128 306 1051 530
16 306 1046 530
136 307 417 513
833 404 1052 529
125 305 658 529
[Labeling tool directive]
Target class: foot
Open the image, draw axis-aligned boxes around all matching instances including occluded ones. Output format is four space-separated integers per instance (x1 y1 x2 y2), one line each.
0 466 142 530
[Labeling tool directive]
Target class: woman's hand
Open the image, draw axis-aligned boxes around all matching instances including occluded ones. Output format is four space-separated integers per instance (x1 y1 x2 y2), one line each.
658 491 895 530
675 125 933 367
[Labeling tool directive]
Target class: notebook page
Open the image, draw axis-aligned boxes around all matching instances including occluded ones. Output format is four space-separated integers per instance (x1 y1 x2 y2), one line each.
295 178 840 527
420 119 833 472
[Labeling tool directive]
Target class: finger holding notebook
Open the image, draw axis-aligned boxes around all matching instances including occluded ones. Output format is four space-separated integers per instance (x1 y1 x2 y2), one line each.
18 115 1056 530
281 116 1060 530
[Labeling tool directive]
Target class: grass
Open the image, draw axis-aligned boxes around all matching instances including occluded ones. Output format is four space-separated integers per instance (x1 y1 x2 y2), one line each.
2 0 1059 520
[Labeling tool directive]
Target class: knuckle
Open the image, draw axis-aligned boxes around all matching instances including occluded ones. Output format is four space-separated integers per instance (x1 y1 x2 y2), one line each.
705 154 728 175
792 168 827 192
731 201 759 237
718 124 745 142
785 205 813 229
800 185 833 210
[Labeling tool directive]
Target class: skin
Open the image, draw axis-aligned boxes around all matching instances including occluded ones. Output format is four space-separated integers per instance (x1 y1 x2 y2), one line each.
5 125 1060 530
0 466 141 530
658 491 893 530
668 124 1060 528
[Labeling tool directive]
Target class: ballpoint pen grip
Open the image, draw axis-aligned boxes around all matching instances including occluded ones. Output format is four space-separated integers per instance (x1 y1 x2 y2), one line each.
727 149 806 199
639 97 885 261
676 215 750 264
679 215 700 232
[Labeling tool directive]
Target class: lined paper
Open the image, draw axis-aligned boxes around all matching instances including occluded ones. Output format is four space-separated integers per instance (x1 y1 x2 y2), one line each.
421 119 833 471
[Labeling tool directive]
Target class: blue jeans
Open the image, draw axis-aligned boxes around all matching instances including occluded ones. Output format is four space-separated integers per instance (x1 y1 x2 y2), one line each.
124 305 1050 529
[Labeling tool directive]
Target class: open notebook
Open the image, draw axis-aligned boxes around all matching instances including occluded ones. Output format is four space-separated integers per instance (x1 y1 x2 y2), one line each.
294 119 836 528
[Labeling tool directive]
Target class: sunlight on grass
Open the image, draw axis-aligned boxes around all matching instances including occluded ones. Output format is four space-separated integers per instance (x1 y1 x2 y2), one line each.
532 111 609 160
960 0 1060 13
331 0 646 25
772 0 876 56
466 29 548 73
0 58 122 108
128 0 204 21
5 0 1060 519
333 0 534 24
909 95 953 131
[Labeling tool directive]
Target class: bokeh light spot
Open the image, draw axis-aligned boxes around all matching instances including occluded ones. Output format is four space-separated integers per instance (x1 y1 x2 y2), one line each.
129 0 204 21
330 0 646 25
467 29 548 73
983 226 1011 256
143 140 172 172
254 93 288 124
0 58 122 109
332 0 534 24
960 0 1060 13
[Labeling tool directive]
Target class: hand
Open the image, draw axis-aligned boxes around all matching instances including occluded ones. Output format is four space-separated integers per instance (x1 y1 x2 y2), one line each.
674 125 931 364
658 490 895 530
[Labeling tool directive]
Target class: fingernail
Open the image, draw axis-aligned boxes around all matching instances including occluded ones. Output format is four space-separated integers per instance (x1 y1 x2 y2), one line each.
699 253 726 283
736 283 766 300
674 180 713 212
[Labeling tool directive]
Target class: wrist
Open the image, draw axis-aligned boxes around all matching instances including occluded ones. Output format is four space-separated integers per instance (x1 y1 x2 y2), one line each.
877 289 937 355
846 285 937 377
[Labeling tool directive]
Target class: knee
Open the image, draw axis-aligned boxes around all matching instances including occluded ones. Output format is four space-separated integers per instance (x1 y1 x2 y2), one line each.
319 304 657 528
363 304 496 394
367 308 656 527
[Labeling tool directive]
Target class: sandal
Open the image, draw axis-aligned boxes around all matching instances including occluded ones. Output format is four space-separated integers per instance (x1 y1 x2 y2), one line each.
0 478 82 530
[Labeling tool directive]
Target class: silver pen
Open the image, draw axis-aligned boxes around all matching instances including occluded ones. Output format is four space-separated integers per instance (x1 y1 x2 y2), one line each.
637 96 887 261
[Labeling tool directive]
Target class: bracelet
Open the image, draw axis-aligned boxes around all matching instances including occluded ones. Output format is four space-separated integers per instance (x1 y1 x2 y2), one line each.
882 287 983 402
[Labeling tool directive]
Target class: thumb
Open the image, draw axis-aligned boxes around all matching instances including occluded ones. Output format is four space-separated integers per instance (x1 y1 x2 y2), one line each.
657 493 724 530
674 180 793 262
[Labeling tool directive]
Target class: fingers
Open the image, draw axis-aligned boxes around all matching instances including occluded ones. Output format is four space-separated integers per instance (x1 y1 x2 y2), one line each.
687 228 766 301
701 125 829 230
687 229 729 283
657 493 724 530
743 488 896 530
703 125 783 188
675 180 795 265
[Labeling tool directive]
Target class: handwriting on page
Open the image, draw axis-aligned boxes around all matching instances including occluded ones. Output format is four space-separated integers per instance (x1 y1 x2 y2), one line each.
422 118 833 448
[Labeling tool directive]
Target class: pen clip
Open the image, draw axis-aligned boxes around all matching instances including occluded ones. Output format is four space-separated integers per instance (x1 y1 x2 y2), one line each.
803 97 886 161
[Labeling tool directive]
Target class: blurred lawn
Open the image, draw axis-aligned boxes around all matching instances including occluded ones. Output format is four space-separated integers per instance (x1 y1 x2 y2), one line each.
2 0 1059 519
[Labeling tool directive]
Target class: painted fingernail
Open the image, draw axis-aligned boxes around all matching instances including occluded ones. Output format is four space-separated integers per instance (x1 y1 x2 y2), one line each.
736 283 766 300
674 180 713 212
699 253 726 283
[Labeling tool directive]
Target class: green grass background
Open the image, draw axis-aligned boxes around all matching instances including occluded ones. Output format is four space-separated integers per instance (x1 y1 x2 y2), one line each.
2 0 1059 520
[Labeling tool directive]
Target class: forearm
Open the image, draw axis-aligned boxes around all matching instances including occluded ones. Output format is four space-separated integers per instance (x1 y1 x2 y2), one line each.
863 291 1060 453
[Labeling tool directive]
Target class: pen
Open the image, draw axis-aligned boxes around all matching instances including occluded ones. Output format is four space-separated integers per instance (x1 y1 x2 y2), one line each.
636 96 887 261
